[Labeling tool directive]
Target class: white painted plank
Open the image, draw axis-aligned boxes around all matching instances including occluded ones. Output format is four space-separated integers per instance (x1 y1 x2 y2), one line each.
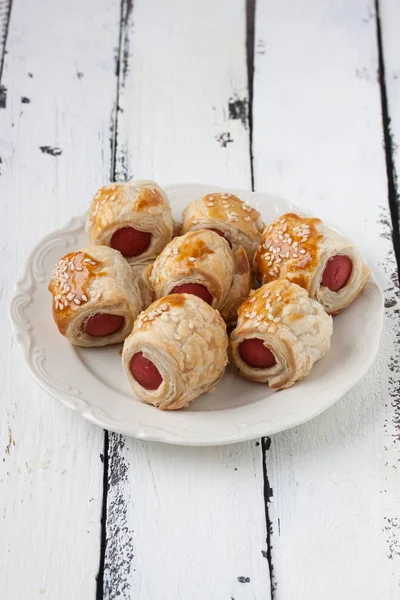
103 1 271 598
253 0 400 598
0 0 120 598
380 0 400 226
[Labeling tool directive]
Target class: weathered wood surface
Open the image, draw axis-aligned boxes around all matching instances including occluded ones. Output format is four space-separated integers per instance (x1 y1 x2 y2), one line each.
0 0 120 598
101 1 271 599
1 0 400 598
379 0 400 231
253 0 400 597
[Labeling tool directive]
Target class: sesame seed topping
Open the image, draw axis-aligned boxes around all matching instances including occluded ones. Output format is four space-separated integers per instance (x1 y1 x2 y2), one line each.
299 249 307 254
174 333 182 340
189 322 194 329
244 216 251 221
273 266 279 273
73 298 81 305
274 317 281 323
269 270 274 276
188 257 196 262
81 294 88 302
285 251 290 258
292 253 299 258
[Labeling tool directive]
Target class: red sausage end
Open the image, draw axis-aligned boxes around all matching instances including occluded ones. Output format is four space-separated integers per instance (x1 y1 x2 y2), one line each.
130 352 163 390
172 283 213 305
239 338 277 369
111 226 152 257
322 255 353 292
84 313 125 337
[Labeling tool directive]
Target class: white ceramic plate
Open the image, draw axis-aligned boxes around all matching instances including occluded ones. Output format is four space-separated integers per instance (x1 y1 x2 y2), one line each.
9 183 383 446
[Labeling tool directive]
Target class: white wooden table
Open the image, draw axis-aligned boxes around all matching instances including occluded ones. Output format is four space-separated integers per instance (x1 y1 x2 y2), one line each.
1 1 400 598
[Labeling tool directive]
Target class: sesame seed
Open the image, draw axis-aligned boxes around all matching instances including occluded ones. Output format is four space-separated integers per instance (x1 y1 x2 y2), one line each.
276 247 281 253
171 315 178 323
268 313 274 321
67 293 75 301
276 257 282 263
267 261 272 266
73 298 81 305
81 294 88 302
292 253 299 258
244 216 251 222
293 241 298 248
174 333 182 340
188 257 196 262
283 225 287 232
189 322 194 329
137 322 142 329
285 251 290 258
267 225 273 233
75 266 83 272
274 317 281 323
280 219 286 224
301 237 308 243
269 270 274 276
273 266 279 273
299 249 307 254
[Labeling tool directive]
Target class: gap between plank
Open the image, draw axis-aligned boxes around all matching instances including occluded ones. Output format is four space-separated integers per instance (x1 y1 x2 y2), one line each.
0 0 13 82
246 0 256 191
96 0 127 597
247 1 275 597
375 0 400 271
261 437 275 598
96 430 109 600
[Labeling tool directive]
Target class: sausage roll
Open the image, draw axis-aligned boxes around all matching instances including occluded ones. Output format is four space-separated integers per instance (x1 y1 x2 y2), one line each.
86 180 174 266
149 229 251 325
49 246 142 347
254 213 370 314
230 279 333 390
182 192 264 262
122 294 228 410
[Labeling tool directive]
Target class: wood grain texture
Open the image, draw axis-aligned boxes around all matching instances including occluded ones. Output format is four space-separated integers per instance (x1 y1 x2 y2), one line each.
0 0 11 78
0 0 120 597
102 1 271 598
253 0 400 597
379 0 400 233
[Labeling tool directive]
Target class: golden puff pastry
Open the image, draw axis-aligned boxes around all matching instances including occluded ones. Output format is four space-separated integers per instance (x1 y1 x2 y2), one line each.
130 262 154 310
86 180 173 266
122 294 228 410
254 213 370 315
149 229 251 326
182 192 264 262
230 280 333 390
49 246 142 347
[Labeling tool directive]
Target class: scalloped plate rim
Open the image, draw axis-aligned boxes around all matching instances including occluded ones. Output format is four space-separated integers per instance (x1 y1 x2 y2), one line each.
9 183 384 446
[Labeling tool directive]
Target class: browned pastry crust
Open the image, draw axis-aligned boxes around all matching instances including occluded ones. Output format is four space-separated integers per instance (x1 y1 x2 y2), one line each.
86 180 173 266
48 246 142 346
254 213 370 314
182 192 264 262
230 280 333 389
122 294 228 410
150 229 251 325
